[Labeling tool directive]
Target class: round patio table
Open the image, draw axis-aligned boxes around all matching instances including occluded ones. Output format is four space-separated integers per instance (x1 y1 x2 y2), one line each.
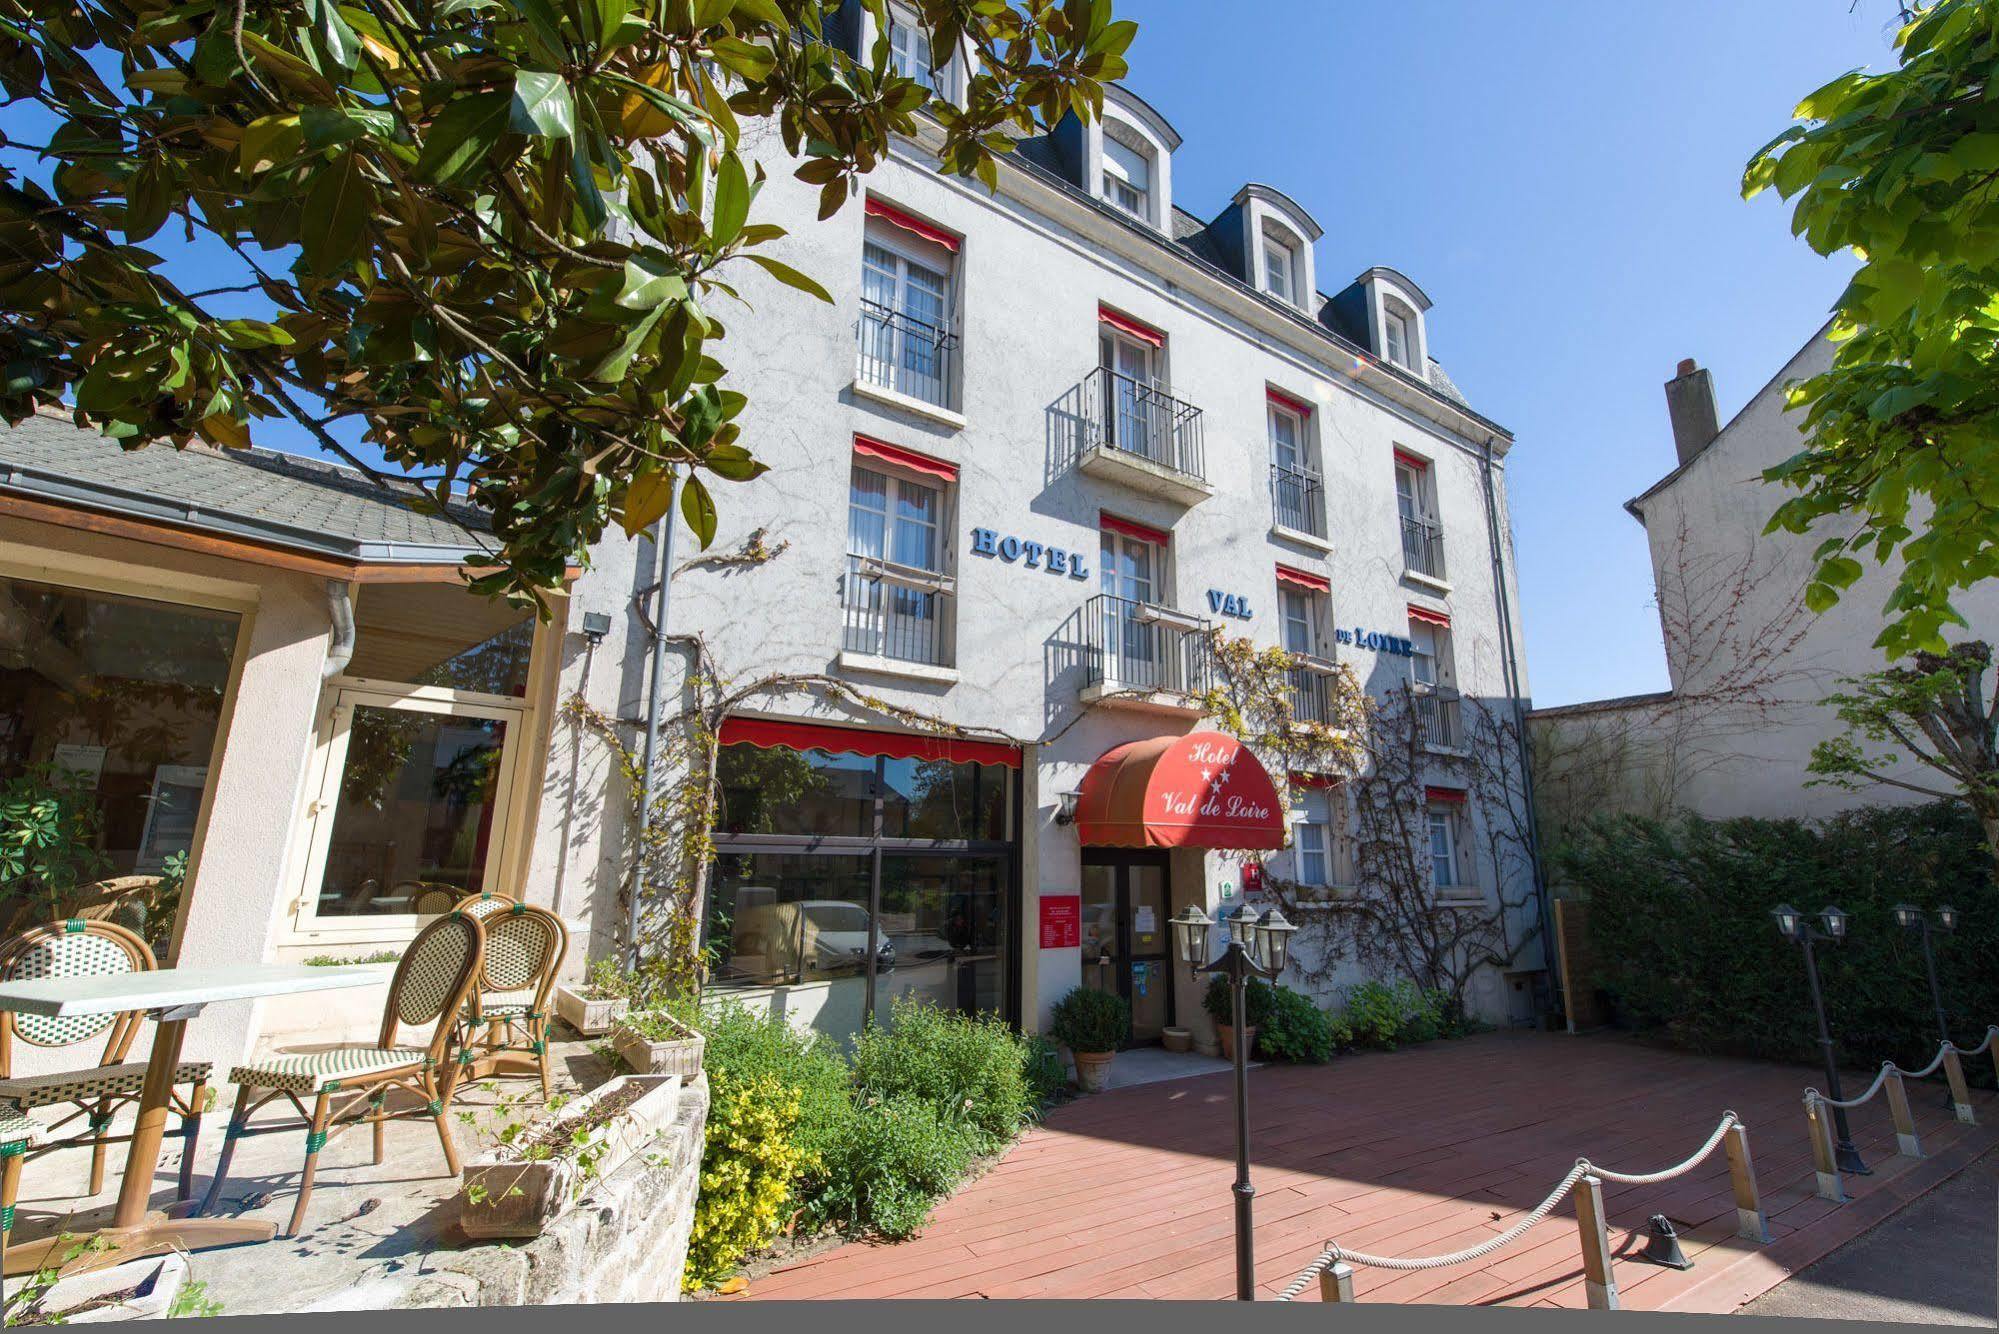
0 962 382 1276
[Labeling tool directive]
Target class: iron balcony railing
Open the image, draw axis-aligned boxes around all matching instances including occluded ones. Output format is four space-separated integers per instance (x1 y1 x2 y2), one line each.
1083 366 1207 482
1401 515 1446 581
1414 685 1462 750
1083 593 1215 696
857 299 958 410
1270 462 1327 538
842 557 955 668
1287 663 1337 725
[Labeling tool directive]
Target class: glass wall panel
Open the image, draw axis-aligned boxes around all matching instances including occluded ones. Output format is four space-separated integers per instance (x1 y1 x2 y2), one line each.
0 576 239 937
347 582 533 696
877 853 1008 1019
716 743 874 837
879 757 1007 841
705 851 874 1045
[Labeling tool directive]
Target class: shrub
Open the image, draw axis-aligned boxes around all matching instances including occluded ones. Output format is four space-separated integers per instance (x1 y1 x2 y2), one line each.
804 1094 976 1239
1257 985 1340 1063
850 997 1036 1150
1201 974 1275 1029
1342 979 1432 1049
1556 803 1999 1072
684 1073 812 1290
693 1000 851 1164
1021 1033 1067 1108
1049 986 1129 1053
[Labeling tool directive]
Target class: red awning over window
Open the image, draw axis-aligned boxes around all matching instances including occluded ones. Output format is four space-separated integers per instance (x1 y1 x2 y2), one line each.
1075 731 1286 851
1267 387 1314 417
1098 304 1165 348
1407 603 1451 628
853 434 958 482
1100 512 1172 547
717 716 1021 769
1275 564 1330 593
1424 785 1467 805
1393 447 1430 471
1289 771 1342 790
864 197 960 253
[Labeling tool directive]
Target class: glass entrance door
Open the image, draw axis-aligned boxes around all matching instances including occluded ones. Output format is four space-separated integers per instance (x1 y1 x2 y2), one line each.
1079 851 1173 1044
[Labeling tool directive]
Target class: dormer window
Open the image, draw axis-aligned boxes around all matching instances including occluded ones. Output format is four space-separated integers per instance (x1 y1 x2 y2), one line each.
1102 132 1152 222
1383 304 1415 370
887 11 959 102
1263 230 1297 305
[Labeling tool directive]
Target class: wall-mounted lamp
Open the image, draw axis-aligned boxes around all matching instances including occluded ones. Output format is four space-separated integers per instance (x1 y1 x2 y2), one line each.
579 611 612 646
1054 790 1082 825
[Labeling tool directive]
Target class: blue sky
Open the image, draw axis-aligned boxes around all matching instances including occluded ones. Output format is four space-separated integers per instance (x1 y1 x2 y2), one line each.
1117 0 1898 706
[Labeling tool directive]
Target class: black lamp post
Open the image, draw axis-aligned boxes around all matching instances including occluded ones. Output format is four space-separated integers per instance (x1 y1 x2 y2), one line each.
1891 902 1958 1048
1170 901 1296 1302
1772 903 1870 1175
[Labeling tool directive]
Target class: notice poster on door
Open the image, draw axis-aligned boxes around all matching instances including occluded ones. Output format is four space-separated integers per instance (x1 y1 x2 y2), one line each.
1039 894 1080 949
1133 905 1156 935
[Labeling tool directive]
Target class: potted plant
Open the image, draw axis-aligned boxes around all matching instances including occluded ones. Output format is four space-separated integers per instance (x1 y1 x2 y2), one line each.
1049 986 1129 1093
611 1006 705 1078
553 956 632 1036
458 1072 682 1239
1203 974 1274 1062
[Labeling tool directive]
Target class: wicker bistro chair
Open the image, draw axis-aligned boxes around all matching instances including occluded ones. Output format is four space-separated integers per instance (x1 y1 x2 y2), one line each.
0 1102 43 1276
455 897 567 1097
201 912 486 1237
404 884 467 916
0 920 211 1249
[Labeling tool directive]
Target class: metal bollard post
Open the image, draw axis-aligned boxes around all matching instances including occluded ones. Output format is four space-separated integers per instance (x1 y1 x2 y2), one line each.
1574 1173 1620 1311
1318 1261 1356 1303
1723 1122 1771 1243
1943 1048 1976 1125
1884 1070 1922 1158
1988 1028 1999 1089
1806 1096 1847 1203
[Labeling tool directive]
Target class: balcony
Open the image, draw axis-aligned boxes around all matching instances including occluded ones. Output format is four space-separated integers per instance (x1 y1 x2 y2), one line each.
839 557 957 682
1401 515 1448 586
1077 367 1213 507
1413 685 1463 750
1271 463 1328 545
1286 661 1340 726
1080 593 1215 715
856 300 958 416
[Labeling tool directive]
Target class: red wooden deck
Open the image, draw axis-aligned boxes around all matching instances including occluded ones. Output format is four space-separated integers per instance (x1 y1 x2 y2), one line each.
734 1030 1997 1308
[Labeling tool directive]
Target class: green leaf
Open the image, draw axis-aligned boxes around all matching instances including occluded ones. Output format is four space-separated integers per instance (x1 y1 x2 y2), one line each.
414 92 513 184
711 153 750 247
216 319 296 348
711 36 775 82
703 443 767 482
300 152 375 274
304 0 361 71
680 472 718 547
511 71 576 139
123 161 172 242
622 468 677 536
741 253 831 302
239 113 304 173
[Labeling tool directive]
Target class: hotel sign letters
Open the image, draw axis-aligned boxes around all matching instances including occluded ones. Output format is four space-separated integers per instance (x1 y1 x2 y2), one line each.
1206 590 1252 619
970 527 1091 579
1334 626 1415 657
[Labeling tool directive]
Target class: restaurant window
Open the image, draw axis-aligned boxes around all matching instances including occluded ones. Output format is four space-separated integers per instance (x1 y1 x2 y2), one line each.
0 575 241 944
291 585 538 932
705 727 1019 1046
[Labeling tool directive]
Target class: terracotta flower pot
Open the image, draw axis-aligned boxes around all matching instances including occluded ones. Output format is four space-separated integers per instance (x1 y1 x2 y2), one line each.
1072 1049 1116 1093
1217 1024 1257 1063
1161 1026 1193 1054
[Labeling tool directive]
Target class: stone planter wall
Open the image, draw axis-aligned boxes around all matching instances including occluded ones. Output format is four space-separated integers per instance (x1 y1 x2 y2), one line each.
392 1071 708 1307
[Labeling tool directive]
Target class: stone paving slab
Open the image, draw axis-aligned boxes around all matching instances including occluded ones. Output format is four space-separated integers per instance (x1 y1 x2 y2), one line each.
733 1030 1999 1307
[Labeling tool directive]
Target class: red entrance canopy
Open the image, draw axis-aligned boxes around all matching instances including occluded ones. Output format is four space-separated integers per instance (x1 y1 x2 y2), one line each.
1075 731 1285 851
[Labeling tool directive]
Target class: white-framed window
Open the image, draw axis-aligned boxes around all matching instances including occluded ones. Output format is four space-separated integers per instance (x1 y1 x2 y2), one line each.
859 221 954 408
887 12 959 102
1098 525 1172 688
1394 459 1424 523
1263 230 1298 304
1409 621 1439 687
1428 807 1458 888
845 463 953 665
1289 784 1344 888
1269 400 1305 475
1102 132 1152 221
1280 586 1318 656
1296 820 1328 886
1382 304 1416 370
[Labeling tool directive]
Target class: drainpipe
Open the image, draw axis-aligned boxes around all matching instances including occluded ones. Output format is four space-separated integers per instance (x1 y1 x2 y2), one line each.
627 480 680 972
1477 437 1557 1018
322 581 355 679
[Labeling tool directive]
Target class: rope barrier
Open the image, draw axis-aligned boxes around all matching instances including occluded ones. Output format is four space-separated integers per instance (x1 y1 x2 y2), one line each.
1805 1024 1999 1110
1275 1111 1741 1300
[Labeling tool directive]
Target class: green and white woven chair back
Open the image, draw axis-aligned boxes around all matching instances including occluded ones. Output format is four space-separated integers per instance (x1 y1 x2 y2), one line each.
409 886 461 916
5 926 135 1047
390 913 480 1028
460 894 510 921
482 908 555 993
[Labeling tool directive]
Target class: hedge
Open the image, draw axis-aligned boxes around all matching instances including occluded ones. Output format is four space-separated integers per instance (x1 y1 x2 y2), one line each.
1553 802 1999 1073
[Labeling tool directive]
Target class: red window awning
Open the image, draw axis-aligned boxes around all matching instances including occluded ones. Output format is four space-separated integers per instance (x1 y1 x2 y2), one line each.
717 716 1021 769
1098 304 1165 348
1408 603 1451 628
1393 447 1430 471
865 197 960 253
1075 731 1286 851
1267 387 1313 417
853 434 958 482
1100 512 1171 547
1425 785 1467 805
1275 564 1330 593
